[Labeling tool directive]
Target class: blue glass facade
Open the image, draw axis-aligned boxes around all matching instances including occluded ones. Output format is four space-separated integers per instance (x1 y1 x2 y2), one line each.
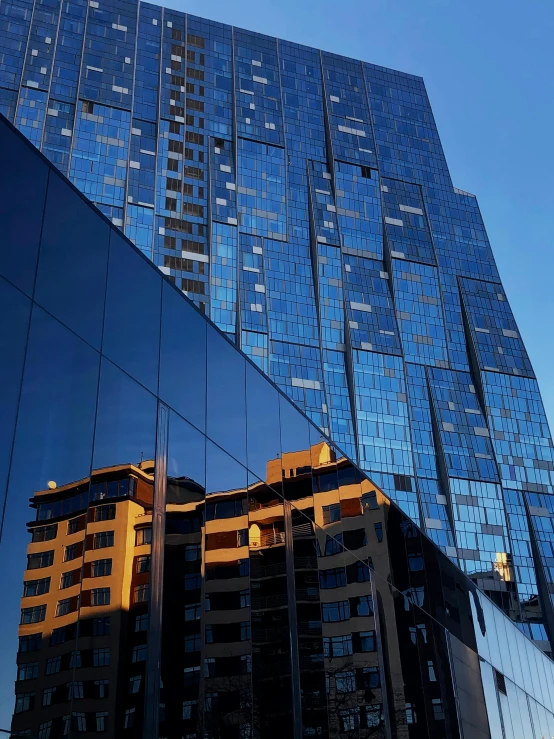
2 0 554 652
2 100 554 739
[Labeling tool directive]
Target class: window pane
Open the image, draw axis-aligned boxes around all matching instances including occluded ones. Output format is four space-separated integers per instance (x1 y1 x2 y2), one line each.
102 233 162 393
206 326 246 465
0 309 99 728
159 282 207 431
0 118 48 294
246 362 281 481
92 358 157 470
34 172 110 349
0 277 31 516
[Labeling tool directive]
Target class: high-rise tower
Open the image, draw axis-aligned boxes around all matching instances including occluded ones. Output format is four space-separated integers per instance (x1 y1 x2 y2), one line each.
1 0 554 651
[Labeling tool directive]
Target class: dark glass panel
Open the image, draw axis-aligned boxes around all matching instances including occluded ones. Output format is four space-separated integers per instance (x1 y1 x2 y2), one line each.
0 307 99 732
206 440 247 496
0 119 49 295
160 412 207 738
206 326 246 465
92 357 157 470
0 277 31 513
246 361 281 481
34 171 110 349
102 232 162 393
159 282 207 432
279 396 312 503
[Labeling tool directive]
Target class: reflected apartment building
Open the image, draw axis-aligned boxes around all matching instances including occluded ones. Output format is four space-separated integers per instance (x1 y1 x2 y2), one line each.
2 99 554 738
14 441 456 739
13 463 155 738
2 0 554 655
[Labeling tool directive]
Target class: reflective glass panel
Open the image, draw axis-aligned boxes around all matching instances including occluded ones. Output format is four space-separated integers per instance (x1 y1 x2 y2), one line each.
102 232 162 393
0 119 48 294
159 281 207 432
34 171 110 349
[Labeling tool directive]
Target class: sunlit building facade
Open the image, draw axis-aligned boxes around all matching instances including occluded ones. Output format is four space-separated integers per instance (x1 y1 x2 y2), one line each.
1 0 553 651
1 112 554 739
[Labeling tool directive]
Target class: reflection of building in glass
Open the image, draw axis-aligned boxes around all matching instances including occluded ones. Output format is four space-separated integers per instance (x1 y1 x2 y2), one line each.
155 442 462 738
13 462 154 738
3 0 554 653
2 114 554 739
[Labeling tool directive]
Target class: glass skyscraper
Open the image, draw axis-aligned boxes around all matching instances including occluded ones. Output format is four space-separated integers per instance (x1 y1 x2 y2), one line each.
1 0 554 658
2 110 554 739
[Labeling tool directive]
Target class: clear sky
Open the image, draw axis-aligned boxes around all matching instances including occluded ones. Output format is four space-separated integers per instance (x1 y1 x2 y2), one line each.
157 0 554 426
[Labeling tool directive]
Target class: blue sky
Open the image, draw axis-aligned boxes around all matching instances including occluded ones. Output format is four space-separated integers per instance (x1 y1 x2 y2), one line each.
158 0 554 425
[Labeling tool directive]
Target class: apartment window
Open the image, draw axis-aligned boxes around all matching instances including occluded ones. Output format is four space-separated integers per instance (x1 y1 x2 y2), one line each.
352 594 374 616
322 503 341 525
184 666 201 686
185 573 201 590
324 533 343 555
56 598 73 617
360 667 380 689
323 635 353 658
70 650 82 668
240 589 250 608
340 707 359 732
72 713 86 732
185 604 201 621
95 504 116 521
184 634 201 652
128 675 141 694
15 692 34 713
96 712 108 732
124 708 135 729
405 703 416 724
361 491 379 510
92 617 110 636
92 559 112 577
366 704 383 728
27 550 54 569
183 699 198 720
21 605 46 624
45 656 61 675
374 522 383 542
357 631 376 652
94 680 109 699
428 660 437 682
67 517 85 535
185 544 201 561
133 584 149 603
31 524 57 542
91 588 111 606
94 531 114 549
408 553 424 571
23 577 51 597
132 645 147 662
335 671 356 693
19 633 42 653
432 699 445 721
42 687 56 706
50 626 69 645
93 648 110 667
136 555 150 573
68 681 84 699
135 527 151 546
135 613 149 632
64 543 80 562
18 662 38 682
61 715 70 736
323 600 350 622
38 721 52 739
319 567 346 589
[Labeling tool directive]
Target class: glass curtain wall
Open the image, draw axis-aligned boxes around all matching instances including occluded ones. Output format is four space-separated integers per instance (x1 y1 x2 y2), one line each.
1 116 554 739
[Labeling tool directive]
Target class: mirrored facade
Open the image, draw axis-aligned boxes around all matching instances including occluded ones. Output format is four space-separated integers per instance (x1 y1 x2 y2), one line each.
1 0 553 651
1 113 554 739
